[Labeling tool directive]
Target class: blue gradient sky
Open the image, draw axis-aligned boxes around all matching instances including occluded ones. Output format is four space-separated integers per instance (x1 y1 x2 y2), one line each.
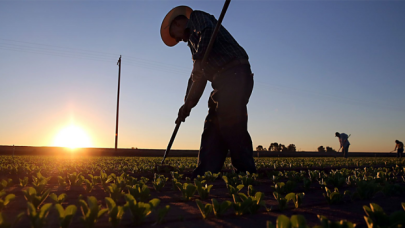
0 0 404 152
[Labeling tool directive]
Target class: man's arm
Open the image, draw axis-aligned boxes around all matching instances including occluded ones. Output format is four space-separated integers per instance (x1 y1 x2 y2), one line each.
184 75 193 102
176 77 207 124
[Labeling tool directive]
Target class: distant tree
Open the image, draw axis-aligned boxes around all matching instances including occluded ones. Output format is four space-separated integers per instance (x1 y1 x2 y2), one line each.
318 146 326 153
287 144 296 152
269 142 279 152
326 146 336 153
280 144 288 152
256 145 264 151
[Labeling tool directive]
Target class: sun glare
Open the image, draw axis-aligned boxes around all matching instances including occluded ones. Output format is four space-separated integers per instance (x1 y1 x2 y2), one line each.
53 125 92 149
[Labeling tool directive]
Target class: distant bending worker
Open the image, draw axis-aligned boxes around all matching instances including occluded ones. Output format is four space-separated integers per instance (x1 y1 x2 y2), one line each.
160 6 257 177
394 140 404 158
335 132 350 158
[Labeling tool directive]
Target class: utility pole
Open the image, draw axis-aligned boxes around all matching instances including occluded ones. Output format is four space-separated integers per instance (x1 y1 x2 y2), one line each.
115 55 121 152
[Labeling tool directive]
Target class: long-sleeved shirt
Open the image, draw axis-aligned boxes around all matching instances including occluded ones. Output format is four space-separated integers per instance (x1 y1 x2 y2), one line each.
186 10 249 77
339 133 350 148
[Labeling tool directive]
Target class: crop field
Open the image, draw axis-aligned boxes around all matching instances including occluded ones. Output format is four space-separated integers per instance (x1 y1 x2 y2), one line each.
0 156 405 228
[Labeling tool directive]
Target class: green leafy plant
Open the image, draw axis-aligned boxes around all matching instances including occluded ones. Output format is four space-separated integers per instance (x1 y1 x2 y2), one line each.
222 175 238 187
155 205 170 225
57 176 68 188
124 194 160 226
363 203 405 228
26 202 52 228
19 177 28 187
353 180 381 200
232 192 266 215
194 179 213 200
170 171 183 180
67 172 84 190
226 184 244 196
195 199 212 219
114 173 128 190
99 171 113 190
211 198 232 218
323 187 349 204
273 192 288 211
127 184 151 202
285 192 305 208
84 179 94 194
49 193 67 204
0 191 15 211
238 171 258 186
105 197 125 228
31 172 50 194
247 185 257 197
266 214 309 228
203 171 220 182
315 215 356 228
106 184 124 202
175 182 196 201
79 196 108 228
152 174 168 192
140 177 149 186
22 187 50 209
54 204 77 228
273 181 296 194
325 172 346 188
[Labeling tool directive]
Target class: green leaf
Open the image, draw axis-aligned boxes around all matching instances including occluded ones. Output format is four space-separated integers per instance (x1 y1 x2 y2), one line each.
285 193 296 202
97 208 108 218
364 216 374 228
195 199 212 219
105 197 116 210
27 202 37 217
277 214 291 228
236 185 244 191
290 215 307 228
370 203 384 213
54 204 65 219
149 198 160 209
38 203 52 219
363 205 372 217
4 194 15 205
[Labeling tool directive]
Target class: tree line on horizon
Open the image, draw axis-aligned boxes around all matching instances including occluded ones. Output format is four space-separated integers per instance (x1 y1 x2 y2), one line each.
255 143 337 152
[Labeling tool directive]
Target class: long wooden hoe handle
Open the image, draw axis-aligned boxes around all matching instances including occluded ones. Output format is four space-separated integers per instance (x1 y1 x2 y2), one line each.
161 0 231 165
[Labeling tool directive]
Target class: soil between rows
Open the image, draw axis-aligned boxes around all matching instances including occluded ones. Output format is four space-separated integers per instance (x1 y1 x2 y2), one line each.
2 173 405 228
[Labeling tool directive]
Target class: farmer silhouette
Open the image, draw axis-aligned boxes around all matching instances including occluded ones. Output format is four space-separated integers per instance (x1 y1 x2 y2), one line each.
160 6 257 177
335 132 350 158
394 140 404 158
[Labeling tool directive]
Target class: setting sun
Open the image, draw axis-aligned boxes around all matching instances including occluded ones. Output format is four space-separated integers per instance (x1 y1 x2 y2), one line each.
53 125 92 149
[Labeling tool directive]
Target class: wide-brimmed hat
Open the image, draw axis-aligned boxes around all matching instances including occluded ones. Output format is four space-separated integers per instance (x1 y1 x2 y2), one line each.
160 5 193 47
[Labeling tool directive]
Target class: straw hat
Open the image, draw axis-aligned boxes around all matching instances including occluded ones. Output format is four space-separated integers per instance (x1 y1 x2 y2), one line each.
160 6 193 47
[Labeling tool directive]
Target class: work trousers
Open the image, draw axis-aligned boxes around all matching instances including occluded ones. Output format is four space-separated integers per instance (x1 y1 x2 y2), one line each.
192 64 257 177
342 145 349 158
397 149 403 158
